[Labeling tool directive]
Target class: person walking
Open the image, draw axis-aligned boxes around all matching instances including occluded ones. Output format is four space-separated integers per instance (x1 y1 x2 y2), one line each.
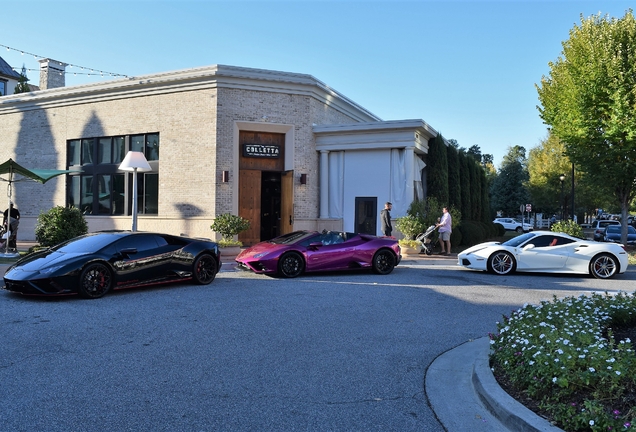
436 206 452 255
380 202 393 237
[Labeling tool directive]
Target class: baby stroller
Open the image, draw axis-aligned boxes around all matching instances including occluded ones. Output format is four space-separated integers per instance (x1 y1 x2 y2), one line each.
0 217 19 251
415 225 438 255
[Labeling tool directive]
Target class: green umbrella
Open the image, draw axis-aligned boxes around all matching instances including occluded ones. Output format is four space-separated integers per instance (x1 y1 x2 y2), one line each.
0 158 76 256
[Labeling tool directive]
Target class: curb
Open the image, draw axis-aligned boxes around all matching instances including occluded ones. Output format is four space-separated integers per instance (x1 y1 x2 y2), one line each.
472 341 563 431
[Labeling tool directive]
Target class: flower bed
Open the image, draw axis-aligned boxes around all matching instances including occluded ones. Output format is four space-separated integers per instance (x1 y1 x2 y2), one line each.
490 292 636 431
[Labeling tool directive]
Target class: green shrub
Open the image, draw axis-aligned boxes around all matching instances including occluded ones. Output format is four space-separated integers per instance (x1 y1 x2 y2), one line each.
493 222 506 237
210 213 251 243
35 206 88 247
551 219 585 238
458 220 487 246
395 215 425 240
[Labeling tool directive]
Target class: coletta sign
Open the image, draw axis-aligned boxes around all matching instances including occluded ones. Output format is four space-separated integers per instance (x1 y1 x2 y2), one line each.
242 144 281 158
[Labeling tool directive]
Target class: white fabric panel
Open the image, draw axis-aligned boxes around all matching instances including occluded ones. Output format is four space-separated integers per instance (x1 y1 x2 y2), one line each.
390 149 408 216
414 157 426 201
328 151 344 218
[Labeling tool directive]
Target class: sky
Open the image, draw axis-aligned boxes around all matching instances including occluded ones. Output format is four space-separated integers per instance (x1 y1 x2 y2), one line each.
1 0 634 168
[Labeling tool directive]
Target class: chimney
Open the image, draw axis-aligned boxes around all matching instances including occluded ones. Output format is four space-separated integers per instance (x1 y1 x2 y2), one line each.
38 58 67 89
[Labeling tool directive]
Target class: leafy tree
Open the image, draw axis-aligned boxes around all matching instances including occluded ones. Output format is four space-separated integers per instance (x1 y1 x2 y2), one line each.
13 64 31 94
490 146 530 217
536 10 636 243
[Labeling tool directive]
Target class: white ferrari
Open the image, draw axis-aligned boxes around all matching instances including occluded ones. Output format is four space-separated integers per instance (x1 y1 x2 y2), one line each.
457 231 629 279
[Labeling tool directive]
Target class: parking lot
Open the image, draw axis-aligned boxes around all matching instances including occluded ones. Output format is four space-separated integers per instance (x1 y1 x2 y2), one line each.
2 258 634 431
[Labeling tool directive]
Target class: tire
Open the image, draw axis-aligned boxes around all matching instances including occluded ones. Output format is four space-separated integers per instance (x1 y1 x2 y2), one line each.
193 253 217 285
589 253 619 279
488 251 516 275
79 263 113 299
278 252 304 278
372 249 396 275
515 226 523 233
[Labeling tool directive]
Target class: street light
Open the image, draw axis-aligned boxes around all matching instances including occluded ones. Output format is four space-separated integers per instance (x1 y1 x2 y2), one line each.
559 173 566 221
119 151 151 232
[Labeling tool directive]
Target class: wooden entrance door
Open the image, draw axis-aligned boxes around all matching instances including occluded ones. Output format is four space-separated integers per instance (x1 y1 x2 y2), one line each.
280 171 294 235
238 169 261 246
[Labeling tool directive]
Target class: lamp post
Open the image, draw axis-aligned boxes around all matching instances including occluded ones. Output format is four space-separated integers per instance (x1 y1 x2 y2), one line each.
118 151 151 232
559 173 565 221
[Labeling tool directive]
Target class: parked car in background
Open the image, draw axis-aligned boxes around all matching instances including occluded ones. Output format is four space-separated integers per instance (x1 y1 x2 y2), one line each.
602 225 636 246
591 219 621 241
628 215 636 228
493 218 533 233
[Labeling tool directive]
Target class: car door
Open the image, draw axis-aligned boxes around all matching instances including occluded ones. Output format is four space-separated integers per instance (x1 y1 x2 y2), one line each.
516 235 570 270
303 232 354 271
110 234 173 286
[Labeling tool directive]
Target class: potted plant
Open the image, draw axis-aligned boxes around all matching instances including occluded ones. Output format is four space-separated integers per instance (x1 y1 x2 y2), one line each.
395 215 425 254
210 213 251 249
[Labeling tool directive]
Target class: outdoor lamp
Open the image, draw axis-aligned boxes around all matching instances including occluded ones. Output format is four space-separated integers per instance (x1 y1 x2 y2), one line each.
119 151 151 232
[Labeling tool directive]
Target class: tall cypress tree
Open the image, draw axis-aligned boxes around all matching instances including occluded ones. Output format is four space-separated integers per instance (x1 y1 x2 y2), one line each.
447 144 461 210
426 134 449 205
458 152 471 220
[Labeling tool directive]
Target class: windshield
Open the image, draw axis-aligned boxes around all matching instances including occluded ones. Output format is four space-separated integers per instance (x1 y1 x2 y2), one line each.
502 232 536 247
53 233 119 253
269 231 317 245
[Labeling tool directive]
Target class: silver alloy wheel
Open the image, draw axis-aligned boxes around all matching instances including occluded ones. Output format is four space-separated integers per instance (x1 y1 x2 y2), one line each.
488 251 515 275
590 254 618 279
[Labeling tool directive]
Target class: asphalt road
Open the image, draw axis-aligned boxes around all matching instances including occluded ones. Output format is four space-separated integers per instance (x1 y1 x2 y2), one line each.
1 258 634 432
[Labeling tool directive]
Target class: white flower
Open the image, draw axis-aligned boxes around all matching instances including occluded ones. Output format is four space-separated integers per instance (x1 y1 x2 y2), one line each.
552 377 557 383
589 420 595 426
589 367 596 373
616 371 621 375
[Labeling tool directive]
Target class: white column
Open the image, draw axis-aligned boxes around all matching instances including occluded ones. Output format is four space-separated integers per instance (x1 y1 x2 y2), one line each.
405 147 415 203
319 150 329 218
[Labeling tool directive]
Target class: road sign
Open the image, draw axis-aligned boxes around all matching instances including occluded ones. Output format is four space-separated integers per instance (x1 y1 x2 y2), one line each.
526 204 532 212
520 204 525 213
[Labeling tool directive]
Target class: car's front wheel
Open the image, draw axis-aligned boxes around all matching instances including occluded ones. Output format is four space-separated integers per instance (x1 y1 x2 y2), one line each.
515 226 523 233
79 263 113 299
590 253 619 279
278 252 304 278
193 253 217 285
488 251 516 275
372 249 396 275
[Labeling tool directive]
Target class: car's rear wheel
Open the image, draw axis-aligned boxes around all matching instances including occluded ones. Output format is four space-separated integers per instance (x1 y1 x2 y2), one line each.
79 263 113 299
515 226 523 233
488 251 516 275
590 253 619 279
372 249 396 275
193 253 217 285
278 252 304 278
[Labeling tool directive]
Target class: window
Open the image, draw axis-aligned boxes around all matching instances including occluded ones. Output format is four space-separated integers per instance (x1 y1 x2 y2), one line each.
67 134 159 216
0 80 6 96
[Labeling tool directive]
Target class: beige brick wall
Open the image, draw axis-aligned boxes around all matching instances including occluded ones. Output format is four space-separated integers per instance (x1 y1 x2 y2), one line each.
1 81 362 241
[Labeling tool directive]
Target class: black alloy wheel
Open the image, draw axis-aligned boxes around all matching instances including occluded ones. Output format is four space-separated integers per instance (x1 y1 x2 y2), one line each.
193 253 218 284
79 263 113 299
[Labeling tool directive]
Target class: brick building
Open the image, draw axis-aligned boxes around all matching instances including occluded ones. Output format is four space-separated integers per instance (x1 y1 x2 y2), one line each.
0 59 440 244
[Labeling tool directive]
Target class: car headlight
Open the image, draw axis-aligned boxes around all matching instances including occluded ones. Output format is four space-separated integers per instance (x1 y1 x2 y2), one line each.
37 265 64 276
253 252 269 259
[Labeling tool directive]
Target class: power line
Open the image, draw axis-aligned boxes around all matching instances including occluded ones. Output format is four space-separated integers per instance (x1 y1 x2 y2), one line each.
1 43 129 78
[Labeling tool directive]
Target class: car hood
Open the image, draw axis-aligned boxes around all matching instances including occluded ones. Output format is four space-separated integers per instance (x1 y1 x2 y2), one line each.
6 251 89 275
460 241 502 255
236 242 288 259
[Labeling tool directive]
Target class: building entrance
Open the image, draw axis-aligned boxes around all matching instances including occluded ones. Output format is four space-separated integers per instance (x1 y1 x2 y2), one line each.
261 171 281 240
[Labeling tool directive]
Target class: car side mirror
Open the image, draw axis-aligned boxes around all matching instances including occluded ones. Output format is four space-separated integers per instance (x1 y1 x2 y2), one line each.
522 244 535 251
120 247 138 257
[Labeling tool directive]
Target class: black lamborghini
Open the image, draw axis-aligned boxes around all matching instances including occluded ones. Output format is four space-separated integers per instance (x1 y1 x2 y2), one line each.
3 231 220 299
